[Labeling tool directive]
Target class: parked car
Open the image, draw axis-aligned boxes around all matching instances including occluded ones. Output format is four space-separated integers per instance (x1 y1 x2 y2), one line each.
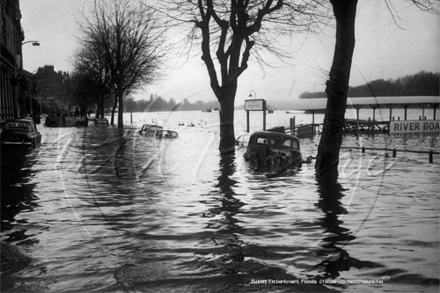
1 118 42 147
243 129 303 173
139 124 163 136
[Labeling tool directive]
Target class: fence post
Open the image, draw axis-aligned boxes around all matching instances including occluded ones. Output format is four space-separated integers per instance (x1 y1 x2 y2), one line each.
393 148 397 158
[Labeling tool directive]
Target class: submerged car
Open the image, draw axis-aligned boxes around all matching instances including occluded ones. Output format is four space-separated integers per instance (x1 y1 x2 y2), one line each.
1 118 42 147
139 124 163 136
243 129 303 173
154 129 178 139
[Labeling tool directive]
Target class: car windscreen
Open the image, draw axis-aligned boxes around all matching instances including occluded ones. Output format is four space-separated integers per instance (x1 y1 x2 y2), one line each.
4 122 31 131
269 136 298 149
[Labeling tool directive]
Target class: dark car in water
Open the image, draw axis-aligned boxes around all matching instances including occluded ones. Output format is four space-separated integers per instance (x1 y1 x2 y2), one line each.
1 118 42 147
154 129 179 139
139 124 163 136
242 129 303 173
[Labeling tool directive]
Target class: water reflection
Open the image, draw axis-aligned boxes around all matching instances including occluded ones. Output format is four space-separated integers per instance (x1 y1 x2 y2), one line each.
1 147 39 235
209 154 245 234
314 175 382 279
204 154 246 260
1 147 39 292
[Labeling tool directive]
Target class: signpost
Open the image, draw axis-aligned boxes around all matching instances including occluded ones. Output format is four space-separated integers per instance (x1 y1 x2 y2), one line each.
390 120 439 135
245 99 266 132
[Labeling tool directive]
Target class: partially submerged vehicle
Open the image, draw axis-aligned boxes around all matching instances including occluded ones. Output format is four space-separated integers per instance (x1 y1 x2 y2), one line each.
154 129 178 139
242 129 303 174
1 118 41 147
139 124 163 136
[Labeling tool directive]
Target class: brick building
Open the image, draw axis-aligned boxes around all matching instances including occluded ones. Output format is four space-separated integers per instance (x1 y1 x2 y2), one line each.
1 0 25 122
33 65 70 113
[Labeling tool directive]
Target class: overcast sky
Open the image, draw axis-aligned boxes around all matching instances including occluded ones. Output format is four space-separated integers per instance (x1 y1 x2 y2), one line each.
20 0 439 104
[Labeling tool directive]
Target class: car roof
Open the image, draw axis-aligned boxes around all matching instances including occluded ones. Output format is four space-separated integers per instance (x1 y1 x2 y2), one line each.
250 131 299 139
5 118 34 124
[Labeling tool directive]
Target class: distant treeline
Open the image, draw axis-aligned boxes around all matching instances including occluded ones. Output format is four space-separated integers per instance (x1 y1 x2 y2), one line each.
126 94 220 112
299 71 439 98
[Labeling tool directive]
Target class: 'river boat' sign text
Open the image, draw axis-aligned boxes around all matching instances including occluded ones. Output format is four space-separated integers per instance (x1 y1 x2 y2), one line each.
390 120 440 134
245 99 265 111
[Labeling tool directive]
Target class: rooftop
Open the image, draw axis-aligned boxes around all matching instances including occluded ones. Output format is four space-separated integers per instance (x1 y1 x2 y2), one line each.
264 96 440 111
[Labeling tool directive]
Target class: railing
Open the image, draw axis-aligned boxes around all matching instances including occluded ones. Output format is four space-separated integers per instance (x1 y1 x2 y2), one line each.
340 146 439 163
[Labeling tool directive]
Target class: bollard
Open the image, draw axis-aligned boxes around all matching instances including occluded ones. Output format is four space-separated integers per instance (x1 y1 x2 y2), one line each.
429 151 433 163
393 148 397 158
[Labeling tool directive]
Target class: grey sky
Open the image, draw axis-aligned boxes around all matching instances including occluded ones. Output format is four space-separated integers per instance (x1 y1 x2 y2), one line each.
20 0 439 103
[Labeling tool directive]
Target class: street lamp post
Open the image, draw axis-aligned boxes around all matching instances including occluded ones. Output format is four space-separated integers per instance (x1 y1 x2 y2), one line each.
21 40 40 115
22 41 40 46
249 90 256 100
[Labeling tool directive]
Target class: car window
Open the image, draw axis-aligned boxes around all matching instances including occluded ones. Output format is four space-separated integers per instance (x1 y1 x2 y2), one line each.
256 136 268 145
288 139 298 149
269 136 298 149
5 122 31 131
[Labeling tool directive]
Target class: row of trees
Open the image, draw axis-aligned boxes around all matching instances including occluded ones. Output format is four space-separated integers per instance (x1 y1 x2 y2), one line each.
125 95 220 112
70 0 165 126
68 0 438 178
299 71 440 98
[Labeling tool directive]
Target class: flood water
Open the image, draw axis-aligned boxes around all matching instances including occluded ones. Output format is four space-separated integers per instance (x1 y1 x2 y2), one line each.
1 109 439 293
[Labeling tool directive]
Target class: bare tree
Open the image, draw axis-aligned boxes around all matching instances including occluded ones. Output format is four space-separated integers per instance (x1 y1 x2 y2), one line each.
69 71 98 116
78 0 165 127
156 0 328 153
72 45 112 119
315 0 439 178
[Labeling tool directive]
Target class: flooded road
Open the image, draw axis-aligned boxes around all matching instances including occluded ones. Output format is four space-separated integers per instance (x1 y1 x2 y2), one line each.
1 110 439 292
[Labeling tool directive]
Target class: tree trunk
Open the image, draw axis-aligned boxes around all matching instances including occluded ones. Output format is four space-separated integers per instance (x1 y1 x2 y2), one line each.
99 97 104 119
95 105 100 119
111 94 118 125
95 95 102 119
100 93 106 119
315 0 358 178
218 90 236 154
118 91 124 128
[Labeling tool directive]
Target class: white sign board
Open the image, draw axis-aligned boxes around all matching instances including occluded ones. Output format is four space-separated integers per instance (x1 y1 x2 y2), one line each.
390 120 440 134
245 99 265 111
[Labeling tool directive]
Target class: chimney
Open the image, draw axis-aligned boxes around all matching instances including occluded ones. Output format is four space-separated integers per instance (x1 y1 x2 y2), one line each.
44 65 54 73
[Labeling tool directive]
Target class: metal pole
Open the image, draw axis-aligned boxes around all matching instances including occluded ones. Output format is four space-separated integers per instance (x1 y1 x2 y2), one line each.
263 100 266 131
246 110 249 133
356 108 360 137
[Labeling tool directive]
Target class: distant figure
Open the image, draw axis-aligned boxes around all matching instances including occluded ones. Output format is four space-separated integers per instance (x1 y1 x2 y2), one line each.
75 107 80 116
